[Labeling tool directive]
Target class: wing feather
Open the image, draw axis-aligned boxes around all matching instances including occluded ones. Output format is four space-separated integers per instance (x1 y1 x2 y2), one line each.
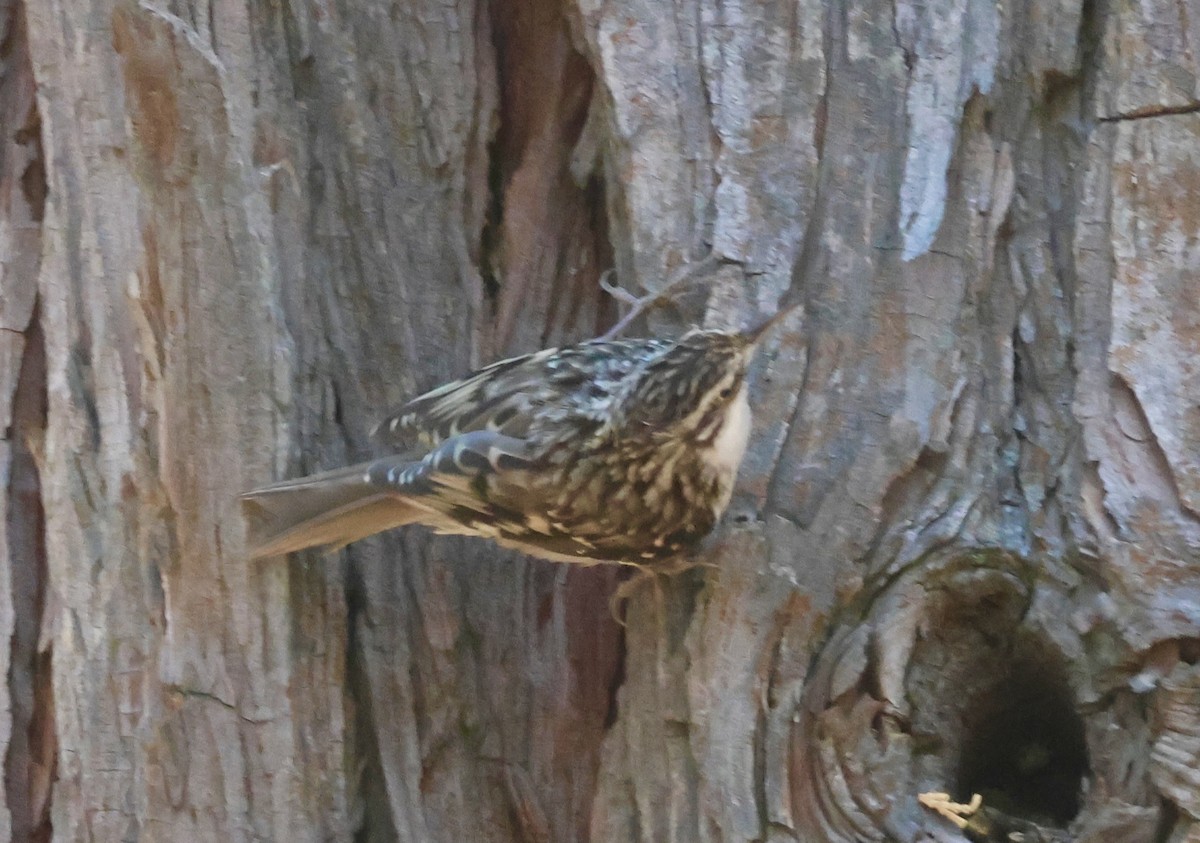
371 338 666 448
370 430 533 496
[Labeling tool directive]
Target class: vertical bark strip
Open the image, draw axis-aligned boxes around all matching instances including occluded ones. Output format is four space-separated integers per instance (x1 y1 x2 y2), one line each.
27 2 347 839
5 309 52 843
0 0 51 839
0 0 1196 840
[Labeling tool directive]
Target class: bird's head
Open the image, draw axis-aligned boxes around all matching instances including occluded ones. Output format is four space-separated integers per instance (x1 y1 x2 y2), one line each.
620 329 756 443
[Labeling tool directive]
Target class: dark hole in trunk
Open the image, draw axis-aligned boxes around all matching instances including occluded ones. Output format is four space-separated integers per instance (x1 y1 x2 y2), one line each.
953 638 1089 827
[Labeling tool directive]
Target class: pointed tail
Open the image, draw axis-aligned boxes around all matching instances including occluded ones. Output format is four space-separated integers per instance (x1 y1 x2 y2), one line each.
241 462 426 559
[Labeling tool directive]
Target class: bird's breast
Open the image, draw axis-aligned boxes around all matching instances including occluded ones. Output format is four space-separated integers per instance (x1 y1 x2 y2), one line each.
706 385 751 475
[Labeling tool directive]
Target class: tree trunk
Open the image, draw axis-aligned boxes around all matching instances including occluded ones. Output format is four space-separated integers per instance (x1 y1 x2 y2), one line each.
0 0 1196 840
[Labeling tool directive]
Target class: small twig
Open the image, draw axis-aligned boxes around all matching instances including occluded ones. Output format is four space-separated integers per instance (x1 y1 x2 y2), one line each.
919 792 983 831
599 253 723 340
598 269 639 305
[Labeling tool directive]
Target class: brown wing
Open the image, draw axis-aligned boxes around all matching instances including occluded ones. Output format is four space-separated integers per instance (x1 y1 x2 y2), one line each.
371 338 667 449
368 429 624 563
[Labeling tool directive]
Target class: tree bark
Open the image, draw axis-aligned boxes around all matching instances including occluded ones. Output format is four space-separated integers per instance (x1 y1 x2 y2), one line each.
0 0 1196 841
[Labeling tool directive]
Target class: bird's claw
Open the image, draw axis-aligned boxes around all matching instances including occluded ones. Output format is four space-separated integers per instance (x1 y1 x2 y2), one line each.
608 566 654 625
607 556 711 624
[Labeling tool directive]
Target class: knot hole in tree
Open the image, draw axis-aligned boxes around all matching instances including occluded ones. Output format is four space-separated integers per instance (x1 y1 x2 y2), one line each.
904 560 1090 834
952 636 1089 827
791 554 1092 841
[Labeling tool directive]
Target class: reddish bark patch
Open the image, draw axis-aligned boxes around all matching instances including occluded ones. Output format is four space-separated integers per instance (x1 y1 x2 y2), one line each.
484 0 614 354
112 6 183 181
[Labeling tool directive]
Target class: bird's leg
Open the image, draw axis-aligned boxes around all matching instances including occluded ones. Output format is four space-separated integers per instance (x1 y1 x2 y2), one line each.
658 553 716 575
607 553 711 624
599 253 723 340
608 563 653 625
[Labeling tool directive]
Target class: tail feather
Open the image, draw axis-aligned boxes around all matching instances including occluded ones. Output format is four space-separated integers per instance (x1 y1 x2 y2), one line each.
241 462 426 558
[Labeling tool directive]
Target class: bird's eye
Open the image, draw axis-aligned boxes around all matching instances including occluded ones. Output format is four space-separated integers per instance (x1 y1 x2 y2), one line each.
719 386 734 399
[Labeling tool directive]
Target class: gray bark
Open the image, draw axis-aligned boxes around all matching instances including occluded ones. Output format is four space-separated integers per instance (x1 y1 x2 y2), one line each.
0 0 1194 840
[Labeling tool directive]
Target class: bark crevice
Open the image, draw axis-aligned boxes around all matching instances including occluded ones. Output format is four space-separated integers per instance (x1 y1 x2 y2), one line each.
4 305 53 843
1 0 52 836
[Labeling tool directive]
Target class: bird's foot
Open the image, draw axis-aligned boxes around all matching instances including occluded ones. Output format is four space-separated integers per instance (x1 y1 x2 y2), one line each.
607 555 710 624
608 566 654 625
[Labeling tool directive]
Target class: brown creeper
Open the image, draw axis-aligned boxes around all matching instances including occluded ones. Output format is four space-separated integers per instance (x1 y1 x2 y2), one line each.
242 310 793 564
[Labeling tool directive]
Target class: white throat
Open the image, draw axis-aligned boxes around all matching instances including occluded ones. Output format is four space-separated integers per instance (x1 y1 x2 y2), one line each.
709 385 751 473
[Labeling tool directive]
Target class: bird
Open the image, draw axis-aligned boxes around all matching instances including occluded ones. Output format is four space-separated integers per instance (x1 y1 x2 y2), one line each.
240 306 796 566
